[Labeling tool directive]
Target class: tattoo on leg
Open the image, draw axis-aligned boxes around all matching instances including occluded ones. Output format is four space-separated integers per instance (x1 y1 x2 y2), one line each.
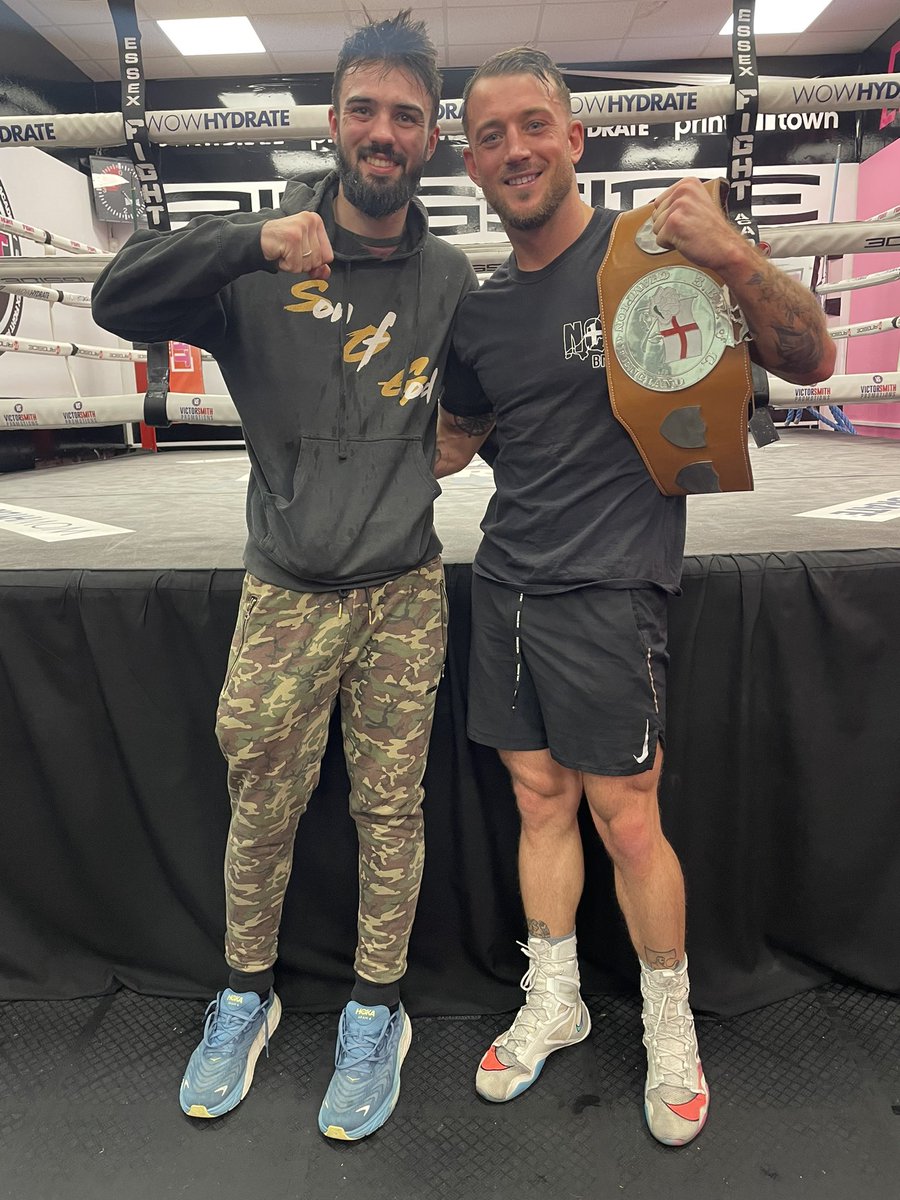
527 919 551 938
644 946 679 969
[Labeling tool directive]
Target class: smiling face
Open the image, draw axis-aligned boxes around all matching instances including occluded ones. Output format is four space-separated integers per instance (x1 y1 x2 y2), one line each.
330 62 439 220
462 72 584 232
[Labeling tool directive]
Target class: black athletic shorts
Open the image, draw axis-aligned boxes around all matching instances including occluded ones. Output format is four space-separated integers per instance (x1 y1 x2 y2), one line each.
467 573 669 777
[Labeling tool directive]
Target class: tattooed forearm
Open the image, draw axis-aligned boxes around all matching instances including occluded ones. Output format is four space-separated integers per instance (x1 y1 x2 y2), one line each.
734 263 833 382
770 323 822 377
527 919 551 938
452 412 495 437
644 946 679 969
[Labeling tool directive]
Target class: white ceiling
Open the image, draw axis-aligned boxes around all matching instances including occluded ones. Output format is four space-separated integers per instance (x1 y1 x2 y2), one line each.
3 0 898 83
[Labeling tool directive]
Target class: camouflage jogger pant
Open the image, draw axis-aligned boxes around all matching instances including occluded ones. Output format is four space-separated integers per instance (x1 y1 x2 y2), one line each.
215 556 447 984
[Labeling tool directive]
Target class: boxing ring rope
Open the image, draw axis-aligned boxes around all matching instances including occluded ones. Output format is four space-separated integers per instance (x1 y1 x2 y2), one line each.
817 266 900 294
1 215 898 288
3 318 896 361
0 332 214 362
0 257 111 283
0 215 103 256
4 373 900 432
0 283 92 308
0 73 897 148
1 393 238 428
829 317 900 339
766 374 900 406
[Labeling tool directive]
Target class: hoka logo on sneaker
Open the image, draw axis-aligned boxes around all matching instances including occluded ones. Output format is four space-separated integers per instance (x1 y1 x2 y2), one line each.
226 995 245 1007
354 1007 377 1019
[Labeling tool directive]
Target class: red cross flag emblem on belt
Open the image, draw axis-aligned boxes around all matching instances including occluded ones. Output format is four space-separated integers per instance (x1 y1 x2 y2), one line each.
657 299 702 363
611 266 738 392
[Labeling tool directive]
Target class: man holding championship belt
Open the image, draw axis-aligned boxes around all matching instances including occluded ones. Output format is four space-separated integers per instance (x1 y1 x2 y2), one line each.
436 47 834 1146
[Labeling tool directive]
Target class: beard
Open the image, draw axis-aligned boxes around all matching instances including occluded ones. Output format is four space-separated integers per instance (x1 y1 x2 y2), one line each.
485 159 575 232
334 140 424 219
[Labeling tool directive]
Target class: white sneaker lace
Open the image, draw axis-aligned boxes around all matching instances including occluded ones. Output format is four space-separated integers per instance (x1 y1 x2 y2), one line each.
643 989 695 1090
502 942 578 1059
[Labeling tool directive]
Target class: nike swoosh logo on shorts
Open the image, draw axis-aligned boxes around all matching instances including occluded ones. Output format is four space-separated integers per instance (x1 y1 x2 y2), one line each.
633 720 650 764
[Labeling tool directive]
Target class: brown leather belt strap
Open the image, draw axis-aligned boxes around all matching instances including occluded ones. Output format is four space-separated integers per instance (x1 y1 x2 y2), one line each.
597 179 754 495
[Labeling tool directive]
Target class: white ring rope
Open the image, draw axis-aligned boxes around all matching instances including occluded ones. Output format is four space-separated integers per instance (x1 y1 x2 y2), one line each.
4 315 894 361
0 332 213 361
0 73 896 148
0 393 239 428
464 221 900 266
758 221 900 257
866 204 900 222
0 215 103 256
1 333 144 362
768 373 900 406
829 317 900 339
0 283 92 308
817 267 900 295
5 375 899 431
0 256 110 282
1 215 897 286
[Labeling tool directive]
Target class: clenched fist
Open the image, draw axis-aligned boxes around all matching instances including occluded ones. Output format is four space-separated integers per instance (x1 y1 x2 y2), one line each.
260 211 334 280
651 177 753 274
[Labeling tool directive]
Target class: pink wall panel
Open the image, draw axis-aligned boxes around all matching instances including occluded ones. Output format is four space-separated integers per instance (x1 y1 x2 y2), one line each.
845 137 900 439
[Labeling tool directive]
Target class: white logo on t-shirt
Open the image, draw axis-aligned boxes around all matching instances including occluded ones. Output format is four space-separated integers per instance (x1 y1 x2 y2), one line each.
562 316 605 368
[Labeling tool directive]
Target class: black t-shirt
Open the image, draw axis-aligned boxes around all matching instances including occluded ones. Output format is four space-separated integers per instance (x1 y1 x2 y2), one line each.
442 208 686 594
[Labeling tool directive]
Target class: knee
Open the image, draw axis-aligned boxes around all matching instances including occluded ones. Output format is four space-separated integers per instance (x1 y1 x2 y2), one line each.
510 769 581 834
591 799 662 872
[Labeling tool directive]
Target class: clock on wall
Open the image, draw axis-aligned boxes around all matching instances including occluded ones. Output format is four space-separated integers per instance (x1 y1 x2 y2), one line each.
88 157 147 225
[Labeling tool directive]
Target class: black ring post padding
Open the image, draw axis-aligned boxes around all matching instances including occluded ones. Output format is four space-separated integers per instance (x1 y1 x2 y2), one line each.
143 341 172 426
725 1 761 246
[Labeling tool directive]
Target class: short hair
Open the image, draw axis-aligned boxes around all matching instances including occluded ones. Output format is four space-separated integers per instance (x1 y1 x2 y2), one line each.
333 9 442 128
461 47 572 135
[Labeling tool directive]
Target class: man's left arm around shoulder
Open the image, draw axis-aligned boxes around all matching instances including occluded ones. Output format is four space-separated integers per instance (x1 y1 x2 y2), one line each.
651 178 836 385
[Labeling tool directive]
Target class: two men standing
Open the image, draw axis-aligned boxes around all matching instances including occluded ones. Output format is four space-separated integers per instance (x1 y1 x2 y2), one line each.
93 15 833 1146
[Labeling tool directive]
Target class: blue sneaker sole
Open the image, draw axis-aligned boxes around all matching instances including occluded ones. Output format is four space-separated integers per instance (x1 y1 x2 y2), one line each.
319 1012 412 1140
180 994 282 1119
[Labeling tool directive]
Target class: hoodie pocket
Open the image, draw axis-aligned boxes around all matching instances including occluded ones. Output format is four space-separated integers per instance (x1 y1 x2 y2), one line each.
256 436 440 583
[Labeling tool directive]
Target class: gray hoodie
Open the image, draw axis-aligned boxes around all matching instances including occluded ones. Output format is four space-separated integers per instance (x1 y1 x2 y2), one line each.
92 170 477 590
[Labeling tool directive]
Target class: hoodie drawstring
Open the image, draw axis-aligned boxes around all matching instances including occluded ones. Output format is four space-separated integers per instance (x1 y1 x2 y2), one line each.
337 261 351 460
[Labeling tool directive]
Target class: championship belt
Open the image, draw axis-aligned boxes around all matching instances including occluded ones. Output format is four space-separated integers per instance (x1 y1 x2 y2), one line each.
597 179 754 496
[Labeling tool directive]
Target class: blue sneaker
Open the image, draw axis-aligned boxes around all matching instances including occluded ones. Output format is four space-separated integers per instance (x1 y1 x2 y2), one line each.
318 1002 412 1140
180 988 281 1118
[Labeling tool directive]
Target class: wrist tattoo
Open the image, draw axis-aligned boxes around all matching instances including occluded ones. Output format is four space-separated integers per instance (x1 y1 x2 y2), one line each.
527 919 551 938
453 412 494 437
644 946 679 969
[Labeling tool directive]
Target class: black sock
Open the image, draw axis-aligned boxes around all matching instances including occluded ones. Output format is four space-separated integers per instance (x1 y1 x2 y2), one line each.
350 974 400 1012
227 966 275 998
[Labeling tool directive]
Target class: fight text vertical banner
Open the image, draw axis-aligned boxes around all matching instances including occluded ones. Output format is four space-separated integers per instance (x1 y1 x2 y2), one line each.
726 1 760 245
106 0 171 233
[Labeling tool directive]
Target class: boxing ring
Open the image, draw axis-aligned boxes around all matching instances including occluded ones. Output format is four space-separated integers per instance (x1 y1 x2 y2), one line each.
0 15 899 1028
